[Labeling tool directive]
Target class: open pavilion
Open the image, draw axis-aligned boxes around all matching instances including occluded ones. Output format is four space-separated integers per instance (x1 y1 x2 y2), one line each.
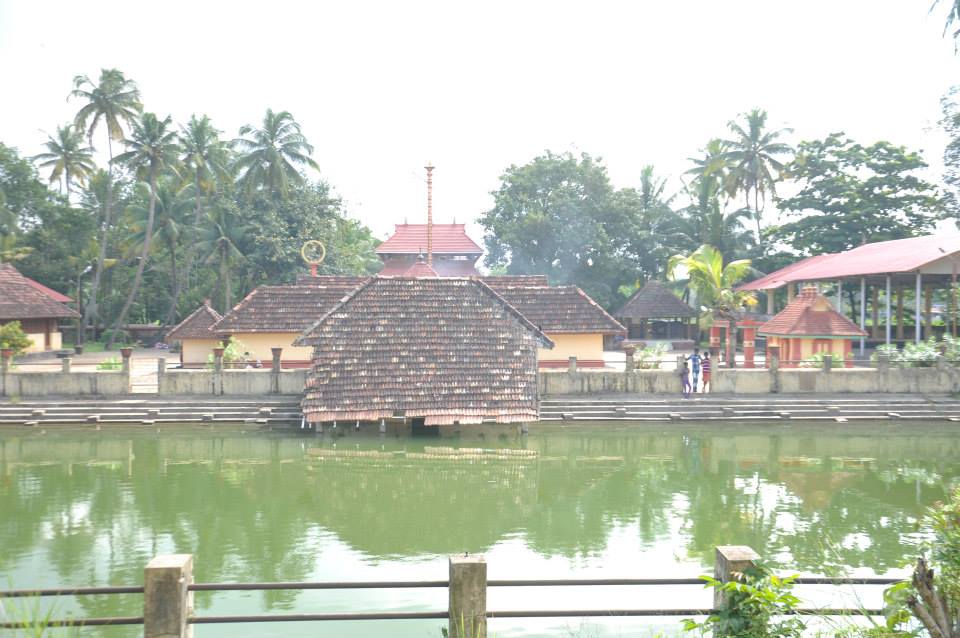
739 234 960 355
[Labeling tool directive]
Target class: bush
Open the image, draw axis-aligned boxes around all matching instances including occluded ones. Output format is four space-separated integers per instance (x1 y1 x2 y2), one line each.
634 344 667 369
96 357 122 371
206 337 250 368
872 337 951 367
800 351 849 369
100 329 130 347
683 562 806 638
0 321 33 356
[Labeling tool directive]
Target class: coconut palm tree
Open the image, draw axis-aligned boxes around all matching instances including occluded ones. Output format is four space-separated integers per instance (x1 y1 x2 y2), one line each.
675 175 755 261
933 0 960 45
195 205 248 312
125 179 194 322
721 109 793 243
105 113 179 349
70 69 141 340
233 109 319 199
668 244 757 322
32 125 96 195
171 115 230 324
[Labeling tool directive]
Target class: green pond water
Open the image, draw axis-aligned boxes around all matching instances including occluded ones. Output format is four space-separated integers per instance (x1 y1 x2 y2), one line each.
1 422 958 637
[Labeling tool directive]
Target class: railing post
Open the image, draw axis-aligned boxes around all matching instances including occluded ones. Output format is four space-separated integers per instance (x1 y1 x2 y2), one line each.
144 554 194 638
0 348 10 397
624 346 635 373
120 347 133 394
212 347 224 395
270 347 282 394
449 554 486 638
822 354 832 373
768 346 780 394
157 357 166 394
568 356 577 373
713 546 759 613
61 357 72 374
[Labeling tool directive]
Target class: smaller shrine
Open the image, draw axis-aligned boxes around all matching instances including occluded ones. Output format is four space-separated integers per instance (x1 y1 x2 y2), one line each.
615 281 697 347
758 286 867 367
0 263 78 353
165 301 223 367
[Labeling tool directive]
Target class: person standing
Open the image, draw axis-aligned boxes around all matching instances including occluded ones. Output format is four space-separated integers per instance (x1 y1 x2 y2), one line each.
679 362 692 399
687 348 703 392
701 352 712 394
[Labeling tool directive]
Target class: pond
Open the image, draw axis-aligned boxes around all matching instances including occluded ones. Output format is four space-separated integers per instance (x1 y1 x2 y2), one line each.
1 422 958 637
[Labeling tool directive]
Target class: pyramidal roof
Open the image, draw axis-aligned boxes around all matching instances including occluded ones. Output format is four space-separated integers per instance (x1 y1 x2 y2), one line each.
0 263 79 320
759 287 867 337
615 280 696 320
403 257 440 277
166 303 223 341
376 223 483 255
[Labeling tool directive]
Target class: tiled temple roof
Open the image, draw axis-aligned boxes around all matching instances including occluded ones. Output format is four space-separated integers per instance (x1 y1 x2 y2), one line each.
295 277 552 425
166 303 222 341
376 223 483 255
0 264 79 320
490 285 625 334
759 287 867 337
615 281 696 320
212 283 362 333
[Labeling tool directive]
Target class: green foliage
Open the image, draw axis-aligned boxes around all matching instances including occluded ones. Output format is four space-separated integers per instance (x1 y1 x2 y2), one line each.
668 244 757 321
633 344 667 369
871 336 960 367
800 351 850 369
96 357 122 371
206 337 250 367
682 563 806 638
0 321 33 355
928 488 960 606
773 133 946 255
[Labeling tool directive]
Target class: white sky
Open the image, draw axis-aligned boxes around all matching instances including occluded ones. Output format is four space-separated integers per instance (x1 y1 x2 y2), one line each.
1 0 959 242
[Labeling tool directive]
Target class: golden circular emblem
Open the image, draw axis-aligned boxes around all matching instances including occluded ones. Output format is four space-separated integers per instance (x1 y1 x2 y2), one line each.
300 240 326 266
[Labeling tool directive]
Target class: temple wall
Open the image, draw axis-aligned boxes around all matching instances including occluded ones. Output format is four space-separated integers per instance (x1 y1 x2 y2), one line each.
223 332 314 366
539 333 605 367
157 367 308 395
179 339 221 367
1 370 128 396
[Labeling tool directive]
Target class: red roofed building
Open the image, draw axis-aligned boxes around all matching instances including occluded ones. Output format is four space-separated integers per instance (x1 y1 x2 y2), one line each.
759 286 867 367
0 264 78 353
376 223 483 276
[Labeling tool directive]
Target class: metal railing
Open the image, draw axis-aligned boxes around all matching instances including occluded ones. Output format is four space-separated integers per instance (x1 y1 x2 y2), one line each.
0 547 903 637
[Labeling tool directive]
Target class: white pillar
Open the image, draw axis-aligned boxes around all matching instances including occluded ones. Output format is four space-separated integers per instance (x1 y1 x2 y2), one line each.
859 278 866 357
915 273 922 344
885 275 891 346
836 280 843 314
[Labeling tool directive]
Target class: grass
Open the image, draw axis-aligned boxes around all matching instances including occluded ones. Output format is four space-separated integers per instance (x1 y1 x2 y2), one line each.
62 341 111 354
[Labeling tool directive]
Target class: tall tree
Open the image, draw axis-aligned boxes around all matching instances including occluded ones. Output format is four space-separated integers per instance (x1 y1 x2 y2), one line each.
31 125 96 195
932 0 960 48
676 175 754 261
106 113 179 349
70 69 141 339
196 204 248 312
721 109 793 243
172 115 230 323
233 109 319 199
125 179 193 321
668 244 757 322
773 133 946 255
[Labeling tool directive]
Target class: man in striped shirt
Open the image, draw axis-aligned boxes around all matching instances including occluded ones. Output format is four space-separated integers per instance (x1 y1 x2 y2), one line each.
701 352 712 393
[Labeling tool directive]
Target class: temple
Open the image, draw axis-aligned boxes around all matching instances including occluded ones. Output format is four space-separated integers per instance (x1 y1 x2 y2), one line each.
0 263 78 353
165 301 223 367
376 223 483 276
295 277 552 426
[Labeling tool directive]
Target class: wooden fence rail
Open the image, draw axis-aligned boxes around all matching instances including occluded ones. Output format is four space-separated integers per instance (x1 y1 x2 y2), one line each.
0 546 901 638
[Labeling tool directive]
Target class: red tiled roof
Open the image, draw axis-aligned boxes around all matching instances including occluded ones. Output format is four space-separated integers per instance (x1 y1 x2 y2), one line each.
740 234 960 291
616 280 696 319
376 224 483 255
166 303 223 341
212 283 363 333
296 277 552 425
24 277 72 303
489 285 625 335
759 287 867 337
295 275 369 286
480 275 549 287
403 259 440 277
0 263 79 320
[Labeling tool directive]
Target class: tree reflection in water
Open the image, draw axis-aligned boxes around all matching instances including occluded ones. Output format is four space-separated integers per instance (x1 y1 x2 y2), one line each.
1 423 958 635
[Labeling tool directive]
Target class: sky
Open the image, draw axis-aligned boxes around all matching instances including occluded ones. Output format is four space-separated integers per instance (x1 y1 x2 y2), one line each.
1 0 959 242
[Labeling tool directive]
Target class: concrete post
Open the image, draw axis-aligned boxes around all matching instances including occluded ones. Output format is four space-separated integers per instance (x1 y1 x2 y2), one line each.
449 554 486 638
61 357 72 374
568 356 577 373
713 546 759 615
822 354 832 373
624 346 635 373
157 357 166 394
144 554 193 638
0 349 10 397
768 346 780 394
212 347 224 396
120 347 132 374
270 348 282 394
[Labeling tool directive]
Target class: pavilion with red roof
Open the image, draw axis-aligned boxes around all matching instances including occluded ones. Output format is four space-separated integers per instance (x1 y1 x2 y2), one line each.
376 223 483 276
739 234 960 352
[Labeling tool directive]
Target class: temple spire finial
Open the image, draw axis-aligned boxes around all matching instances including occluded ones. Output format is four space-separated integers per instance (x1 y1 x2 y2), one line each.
425 162 434 267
